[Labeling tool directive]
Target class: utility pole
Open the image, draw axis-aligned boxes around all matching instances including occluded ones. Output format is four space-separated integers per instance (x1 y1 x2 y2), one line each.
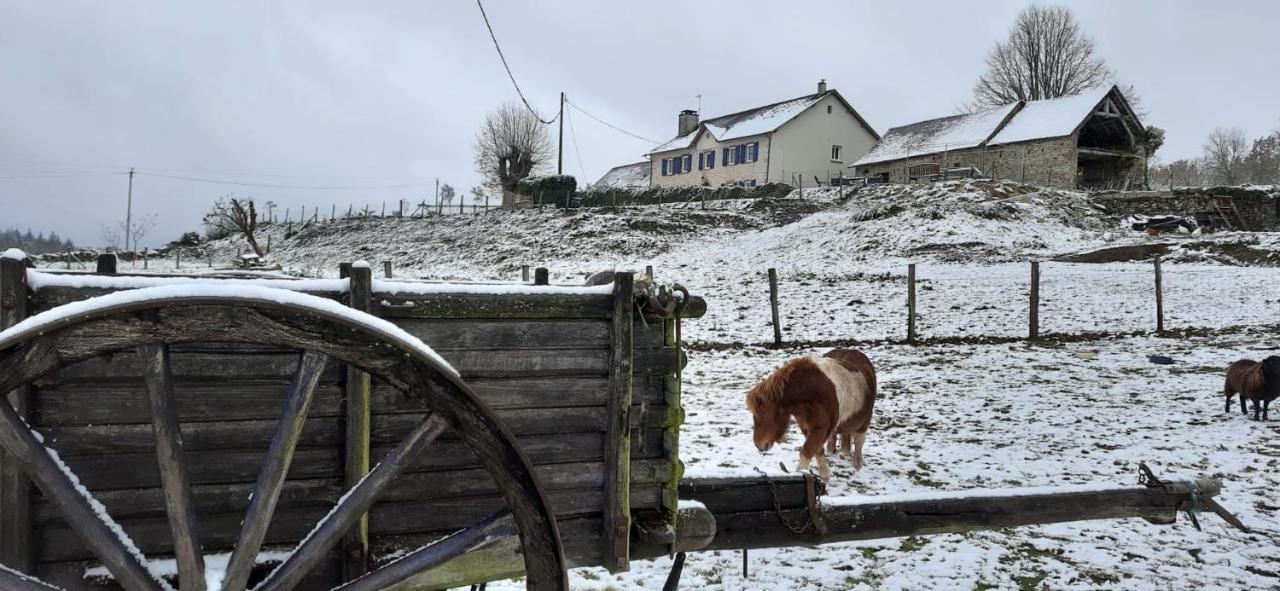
557 91 565 175
435 178 440 215
125 167 134 253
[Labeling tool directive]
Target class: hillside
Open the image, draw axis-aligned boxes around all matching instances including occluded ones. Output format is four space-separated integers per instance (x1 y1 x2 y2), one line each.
216 180 1121 279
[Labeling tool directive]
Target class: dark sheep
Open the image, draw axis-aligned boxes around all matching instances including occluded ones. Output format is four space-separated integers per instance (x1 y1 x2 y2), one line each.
1223 356 1280 421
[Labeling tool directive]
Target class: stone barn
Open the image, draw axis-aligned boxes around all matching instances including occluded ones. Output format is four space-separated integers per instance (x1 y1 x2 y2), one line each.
851 85 1145 190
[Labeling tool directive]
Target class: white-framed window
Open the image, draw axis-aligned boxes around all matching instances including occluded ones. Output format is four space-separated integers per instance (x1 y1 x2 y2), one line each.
663 154 694 175
722 142 760 166
831 145 843 161
698 150 716 170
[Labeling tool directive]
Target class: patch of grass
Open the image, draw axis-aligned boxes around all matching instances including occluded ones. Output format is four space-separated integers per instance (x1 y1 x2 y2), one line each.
1085 571 1120 585
898 536 927 552
974 582 999 591
859 547 880 559
1016 572 1048 590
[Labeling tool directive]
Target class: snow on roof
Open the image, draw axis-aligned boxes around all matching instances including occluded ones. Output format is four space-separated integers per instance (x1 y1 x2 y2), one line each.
988 86 1114 146
0 283 460 376
648 131 698 155
648 91 829 155
596 161 651 189
852 102 1018 167
702 93 826 143
2 248 26 260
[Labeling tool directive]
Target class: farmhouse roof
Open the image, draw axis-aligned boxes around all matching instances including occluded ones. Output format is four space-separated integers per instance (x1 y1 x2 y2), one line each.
648 89 878 155
595 161 650 188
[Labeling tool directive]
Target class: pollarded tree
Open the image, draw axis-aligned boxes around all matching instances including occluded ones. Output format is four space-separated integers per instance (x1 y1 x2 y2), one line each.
972 5 1113 108
473 102 553 207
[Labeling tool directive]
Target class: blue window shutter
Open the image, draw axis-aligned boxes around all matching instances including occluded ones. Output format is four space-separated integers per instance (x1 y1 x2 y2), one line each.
685 154 692 172
698 153 704 170
661 159 669 176
709 151 715 169
723 147 730 166
750 142 759 162
671 157 678 174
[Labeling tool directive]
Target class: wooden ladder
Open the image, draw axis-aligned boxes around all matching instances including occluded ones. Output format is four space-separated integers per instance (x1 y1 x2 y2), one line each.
1213 197 1247 231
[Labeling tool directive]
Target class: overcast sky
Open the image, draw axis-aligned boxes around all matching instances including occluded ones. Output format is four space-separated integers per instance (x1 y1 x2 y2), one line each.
2 0 1278 248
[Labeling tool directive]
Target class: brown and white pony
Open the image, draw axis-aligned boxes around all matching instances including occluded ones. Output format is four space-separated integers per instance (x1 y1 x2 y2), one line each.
745 348 877 481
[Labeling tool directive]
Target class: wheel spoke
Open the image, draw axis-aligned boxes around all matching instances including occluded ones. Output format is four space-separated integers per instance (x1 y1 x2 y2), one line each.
0 401 165 591
331 510 516 591
220 351 328 591
140 343 205 591
256 414 448 591
0 563 64 590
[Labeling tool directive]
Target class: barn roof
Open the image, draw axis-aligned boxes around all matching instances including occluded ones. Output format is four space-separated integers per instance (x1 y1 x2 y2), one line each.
852 85 1141 167
851 103 1019 166
595 161 651 188
988 86 1118 146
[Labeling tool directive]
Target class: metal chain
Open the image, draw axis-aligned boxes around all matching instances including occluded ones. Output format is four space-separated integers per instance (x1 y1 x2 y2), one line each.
753 467 816 534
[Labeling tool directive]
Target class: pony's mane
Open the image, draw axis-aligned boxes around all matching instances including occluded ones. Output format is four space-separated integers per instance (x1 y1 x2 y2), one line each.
746 357 811 412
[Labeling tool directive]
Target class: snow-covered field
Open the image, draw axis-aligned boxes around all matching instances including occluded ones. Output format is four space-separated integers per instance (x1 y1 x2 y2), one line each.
522 333 1280 590
32 181 1280 589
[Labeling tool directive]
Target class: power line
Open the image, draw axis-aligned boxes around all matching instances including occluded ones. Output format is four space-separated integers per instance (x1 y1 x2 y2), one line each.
133 171 435 191
0 172 127 180
565 99 662 144
565 107 588 181
475 0 557 125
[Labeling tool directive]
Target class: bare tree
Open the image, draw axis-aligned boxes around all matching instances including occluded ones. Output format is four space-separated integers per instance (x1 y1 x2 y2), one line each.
972 5 1113 108
474 102 553 207
102 214 157 253
203 196 266 256
470 186 487 210
1203 127 1249 186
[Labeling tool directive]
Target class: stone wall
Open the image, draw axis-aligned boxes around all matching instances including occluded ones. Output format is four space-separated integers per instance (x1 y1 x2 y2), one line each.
1093 187 1280 231
854 136 1080 190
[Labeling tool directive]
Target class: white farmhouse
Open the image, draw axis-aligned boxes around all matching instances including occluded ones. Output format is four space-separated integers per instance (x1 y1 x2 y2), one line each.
645 81 880 188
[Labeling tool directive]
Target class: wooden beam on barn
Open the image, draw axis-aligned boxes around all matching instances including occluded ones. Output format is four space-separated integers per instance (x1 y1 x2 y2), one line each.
602 272 634 572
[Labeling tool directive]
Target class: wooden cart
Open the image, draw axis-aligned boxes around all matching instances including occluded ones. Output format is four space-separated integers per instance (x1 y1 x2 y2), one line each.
0 253 1240 590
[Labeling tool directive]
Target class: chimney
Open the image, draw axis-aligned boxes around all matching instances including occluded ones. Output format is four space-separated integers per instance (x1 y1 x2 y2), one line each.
817 79 827 94
677 109 699 137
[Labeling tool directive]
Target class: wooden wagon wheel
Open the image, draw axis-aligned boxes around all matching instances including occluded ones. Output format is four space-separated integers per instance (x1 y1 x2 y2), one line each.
0 286 568 591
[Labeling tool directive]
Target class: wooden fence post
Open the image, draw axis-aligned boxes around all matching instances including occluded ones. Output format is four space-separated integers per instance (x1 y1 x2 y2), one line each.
0 253 32 572
645 265 654 281
768 268 782 347
1029 261 1040 340
521 265 530 282
906 264 917 344
143 247 149 270
602 271 634 572
342 263 373 580
97 253 118 275
383 261 393 278
175 249 181 270
534 267 550 286
1154 255 1164 333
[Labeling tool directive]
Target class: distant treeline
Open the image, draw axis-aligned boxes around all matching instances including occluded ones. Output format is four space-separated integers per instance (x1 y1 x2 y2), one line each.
0 228 76 254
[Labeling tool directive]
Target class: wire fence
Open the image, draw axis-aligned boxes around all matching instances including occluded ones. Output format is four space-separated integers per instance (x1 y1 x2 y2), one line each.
680 260 1280 346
